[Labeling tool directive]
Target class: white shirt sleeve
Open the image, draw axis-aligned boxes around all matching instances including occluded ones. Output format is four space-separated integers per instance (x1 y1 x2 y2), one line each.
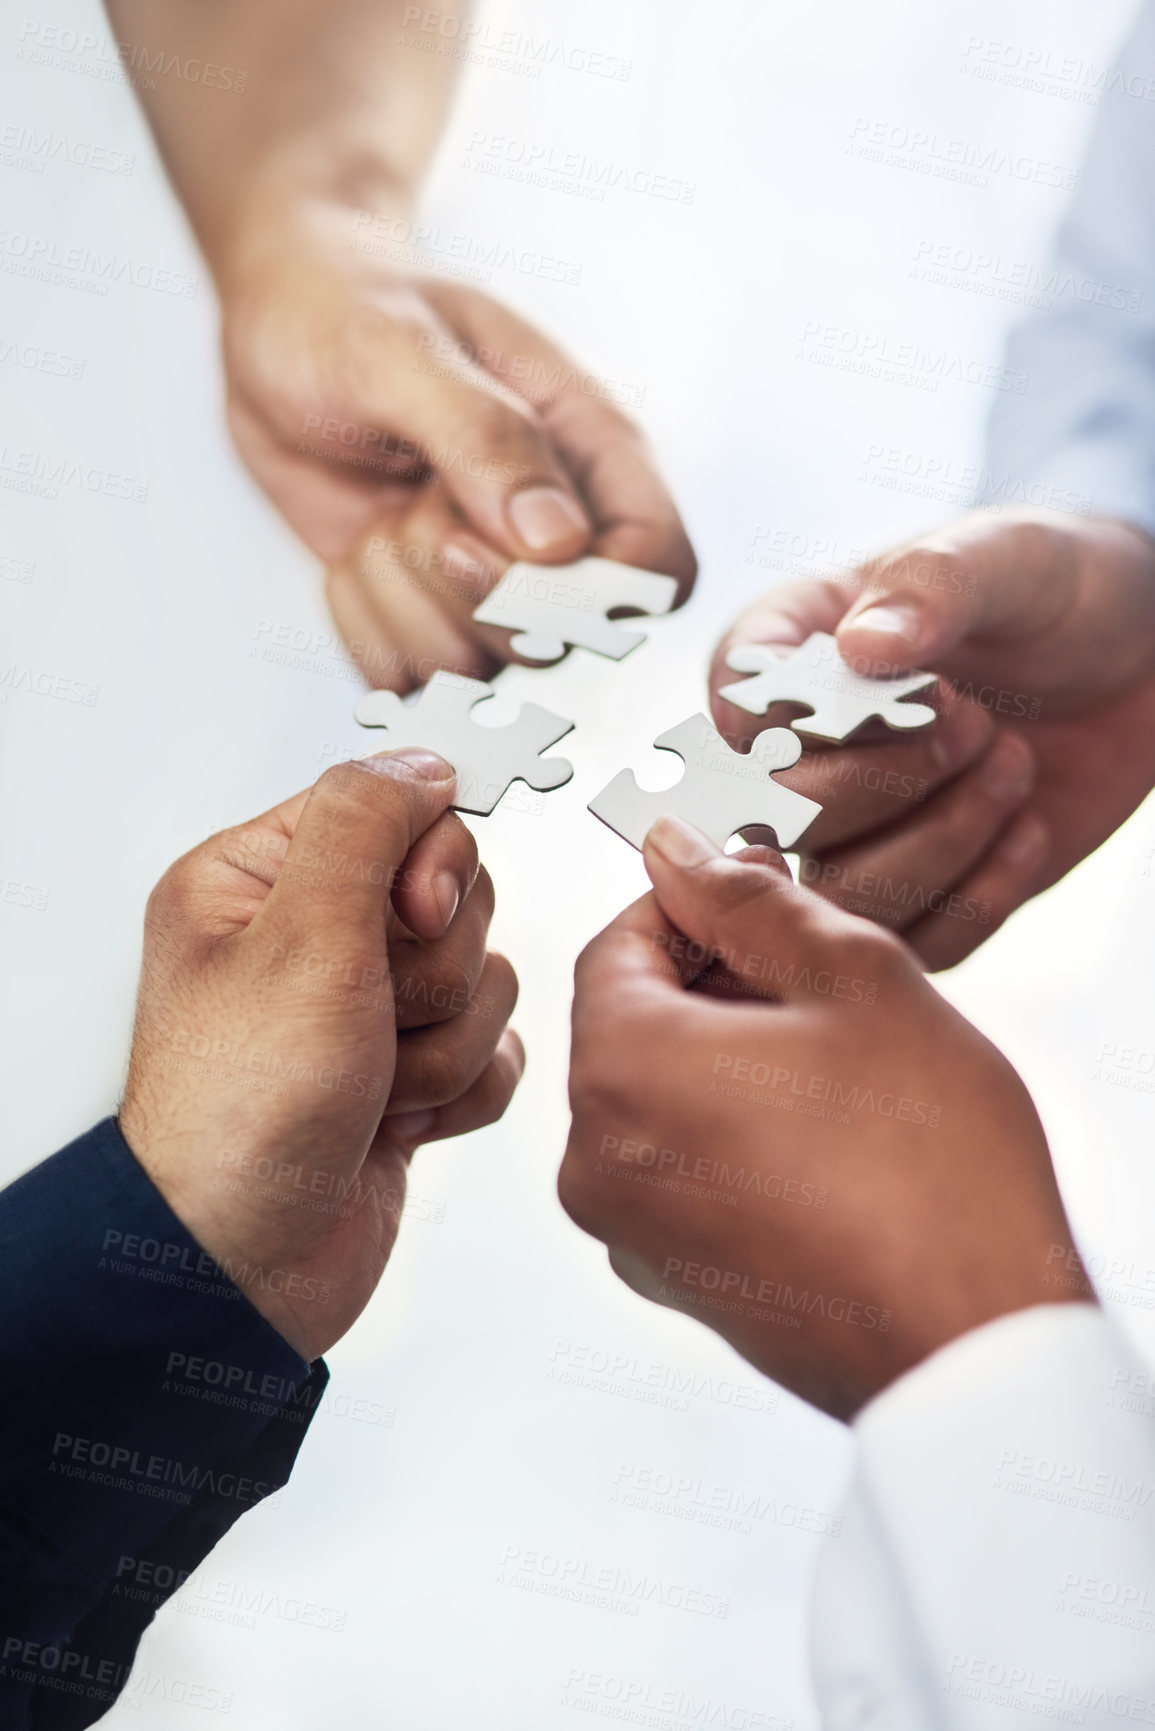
810 1304 1155 1729
985 1 1155 536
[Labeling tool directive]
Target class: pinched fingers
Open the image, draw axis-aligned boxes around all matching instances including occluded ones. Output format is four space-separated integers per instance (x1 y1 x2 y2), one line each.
796 729 1039 950
390 866 496 1031
386 951 518 1112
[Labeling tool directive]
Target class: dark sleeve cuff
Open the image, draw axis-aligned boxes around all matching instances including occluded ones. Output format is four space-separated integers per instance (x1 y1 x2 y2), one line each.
0 1115 326 1601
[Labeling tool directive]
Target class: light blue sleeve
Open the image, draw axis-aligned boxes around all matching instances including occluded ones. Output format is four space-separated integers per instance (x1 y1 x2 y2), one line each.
985 1 1155 537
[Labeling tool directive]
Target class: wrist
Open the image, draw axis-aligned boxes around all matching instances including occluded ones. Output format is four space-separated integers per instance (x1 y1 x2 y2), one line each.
207 145 414 302
861 1246 1096 1417
117 1102 321 1359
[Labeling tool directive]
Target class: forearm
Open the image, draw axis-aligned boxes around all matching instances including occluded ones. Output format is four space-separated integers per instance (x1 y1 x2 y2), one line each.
102 0 463 284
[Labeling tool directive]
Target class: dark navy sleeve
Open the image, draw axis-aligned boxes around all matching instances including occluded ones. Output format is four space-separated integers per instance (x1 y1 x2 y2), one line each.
0 1118 329 1728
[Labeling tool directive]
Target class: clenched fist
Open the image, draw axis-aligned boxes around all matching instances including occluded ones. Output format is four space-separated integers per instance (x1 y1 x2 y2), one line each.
120 748 522 1360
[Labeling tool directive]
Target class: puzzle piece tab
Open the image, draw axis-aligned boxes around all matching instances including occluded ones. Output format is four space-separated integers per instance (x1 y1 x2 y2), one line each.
354 672 574 816
472 555 678 664
718 632 936 743
589 714 822 853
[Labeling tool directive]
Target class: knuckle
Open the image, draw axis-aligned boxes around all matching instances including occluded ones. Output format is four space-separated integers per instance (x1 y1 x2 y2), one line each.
477 951 519 1022
470 1057 519 1129
450 386 538 459
146 854 200 925
314 759 410 835
418 1039 472 1108
556 1152 604 1236
840 917 910 977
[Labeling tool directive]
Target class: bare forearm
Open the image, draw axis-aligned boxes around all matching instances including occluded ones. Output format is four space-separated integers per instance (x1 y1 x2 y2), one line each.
102 0 462 281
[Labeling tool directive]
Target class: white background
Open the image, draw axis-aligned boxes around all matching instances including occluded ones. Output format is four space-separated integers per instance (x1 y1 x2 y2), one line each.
4 1 1155 1725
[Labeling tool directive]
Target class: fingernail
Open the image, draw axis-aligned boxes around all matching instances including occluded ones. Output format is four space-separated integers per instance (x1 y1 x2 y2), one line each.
433 869 460 928
508 485 589 553
845 604 923 645
382 748 454 781
980 734 1033 802
646 814 720 867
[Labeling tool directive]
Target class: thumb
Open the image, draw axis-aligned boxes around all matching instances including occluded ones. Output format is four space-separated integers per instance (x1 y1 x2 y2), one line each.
835 513 1076 672
357 323 593 564
256 748 457 943
640 815 901 1002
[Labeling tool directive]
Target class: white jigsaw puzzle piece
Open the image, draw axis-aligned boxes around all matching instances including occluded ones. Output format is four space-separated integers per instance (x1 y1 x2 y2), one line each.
354 671 574 816
472 555 678 663
589 714 822 852
718 631 937 742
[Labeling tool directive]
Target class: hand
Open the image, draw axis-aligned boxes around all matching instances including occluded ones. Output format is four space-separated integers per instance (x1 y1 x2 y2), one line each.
559 817 1088 1420
221 203 696 690
709 511 1155 968
119 748 522 1361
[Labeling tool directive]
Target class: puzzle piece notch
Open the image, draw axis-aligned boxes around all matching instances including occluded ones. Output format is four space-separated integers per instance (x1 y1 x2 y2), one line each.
354 672 574 816
718 631 937 742
589 713 823 853
472 555 678 664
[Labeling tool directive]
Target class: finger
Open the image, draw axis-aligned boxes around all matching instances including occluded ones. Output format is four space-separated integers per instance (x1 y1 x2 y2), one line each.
340 291 593 564
326 539 496 693
903 811 1051 972
776 694 997 851
387 1029 525 1150
334 487 543 679
226 390 419 563
570 886 719 1069
798 730 1036 933
833 512 1076 672
386 951 519 1112
639 815 912 1003
391 812 481 939
429 285 696 595
256 749 456 943
707 580 999 848
390 868 495 1031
